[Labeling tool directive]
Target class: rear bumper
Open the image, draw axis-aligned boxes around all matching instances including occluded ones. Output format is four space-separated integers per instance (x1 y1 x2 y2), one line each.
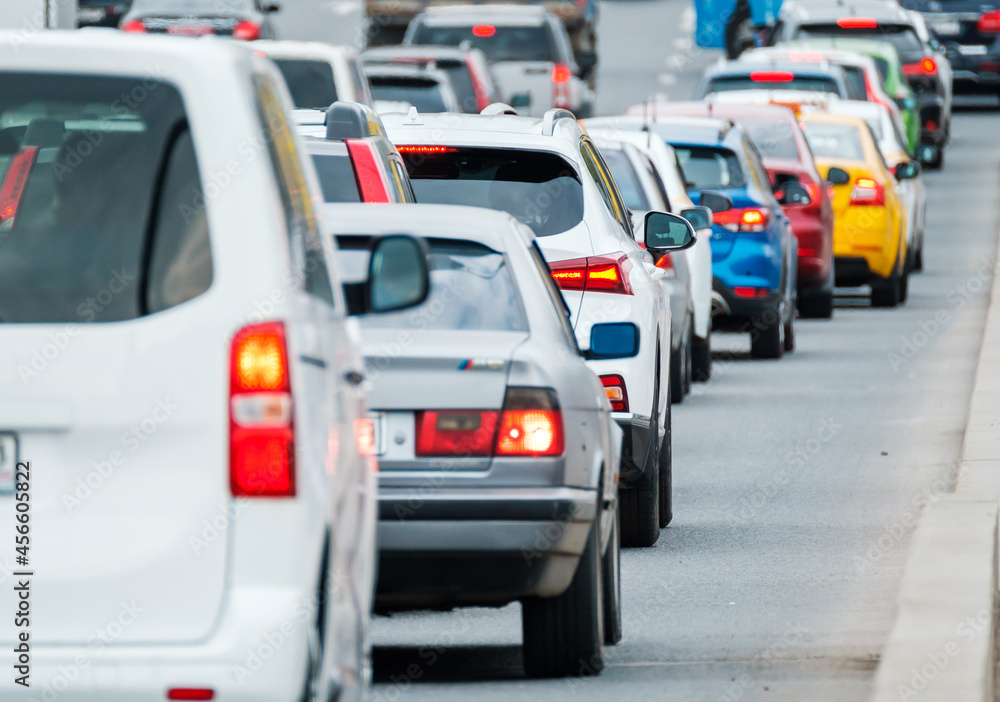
711 277 782 325
834 256 898 287
376 486 597 610
0 588 311 701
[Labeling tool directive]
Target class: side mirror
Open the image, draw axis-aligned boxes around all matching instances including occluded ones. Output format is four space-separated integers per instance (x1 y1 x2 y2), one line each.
576 50 598 72
261 2 281 12
776 182 812 205
699 190 733 214
644 211 696 255
680 206 712 230
826 166 851 186
585 322 639 360
344 235 430 316
917 144 939 165
894 160 921 180
509 92 532 110
928 39 943 53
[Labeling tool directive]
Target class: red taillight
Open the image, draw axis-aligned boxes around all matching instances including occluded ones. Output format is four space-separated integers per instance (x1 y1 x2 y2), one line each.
600 375 628 412
733 286 770 298
466 58 491 111
496 409 563 456
0 147 38 227
925 119 939 131
850 177 885 206
903 58 938 76
750 71 794 82
837 16 877 28
978 9 1000 33
713 207 771 233
230 322 295 498
655 252 676 277
472 24 496 37
798 247 818 258
167 690 214 701
345 139 391 203
396 144 457 154
233 20 261 40
552 62 572 109
121 19 145 31
415 410 498 456
549 255 634 295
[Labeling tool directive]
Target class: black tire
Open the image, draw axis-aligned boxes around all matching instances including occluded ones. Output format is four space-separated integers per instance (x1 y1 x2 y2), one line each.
871 265 903 308
749 315 784 360
692 334 711 381
601 506 622 645
783 311 795 352
522 519 604 678
658 402 672 528
683 333 693 395
618 479 659 547
914 245 924 272
798 289 834 319
669 339 685 405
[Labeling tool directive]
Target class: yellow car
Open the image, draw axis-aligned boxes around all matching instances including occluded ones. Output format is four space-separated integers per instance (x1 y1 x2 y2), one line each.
799 112 909 308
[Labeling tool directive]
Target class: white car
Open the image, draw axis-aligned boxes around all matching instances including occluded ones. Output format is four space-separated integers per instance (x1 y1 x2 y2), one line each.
585 121 715 383
382 107 679 547
403 5 595 117
0 31 429 702
255 40 374 109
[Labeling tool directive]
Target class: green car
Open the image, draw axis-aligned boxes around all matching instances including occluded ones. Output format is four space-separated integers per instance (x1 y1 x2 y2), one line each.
773 37 920 155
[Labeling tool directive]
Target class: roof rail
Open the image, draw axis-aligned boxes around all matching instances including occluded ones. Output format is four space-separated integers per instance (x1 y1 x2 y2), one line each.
541 108 576 136
481 103 519 116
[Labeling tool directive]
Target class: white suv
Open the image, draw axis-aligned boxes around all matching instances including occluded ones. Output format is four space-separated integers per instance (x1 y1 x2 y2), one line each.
0 31 428 702
383 107 678 547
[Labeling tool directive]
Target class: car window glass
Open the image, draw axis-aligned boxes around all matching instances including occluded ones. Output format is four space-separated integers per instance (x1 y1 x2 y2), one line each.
272 59 338 110
411 23 556 62
842 66 868 100
439 63 478 112
742 137 772 197
796 24 924 54
643 155 671 211
347 57 373 104
389 157 416 202
581 139 632 234
672 145 747 190
738 118 799 159
370 78 447 112
707 75 840 94
310 152 362 203
601 149 651 211
801 122 864 160
528 240 579 351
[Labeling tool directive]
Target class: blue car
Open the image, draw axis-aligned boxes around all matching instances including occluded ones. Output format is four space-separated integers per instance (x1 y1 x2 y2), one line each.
650 117 797 359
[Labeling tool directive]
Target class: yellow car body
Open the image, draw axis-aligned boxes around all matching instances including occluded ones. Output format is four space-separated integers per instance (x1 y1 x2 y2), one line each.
799 112 907 286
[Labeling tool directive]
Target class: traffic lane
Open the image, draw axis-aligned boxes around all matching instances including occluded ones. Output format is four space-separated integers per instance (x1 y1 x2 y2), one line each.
367 113 1000 701
272 0 363 45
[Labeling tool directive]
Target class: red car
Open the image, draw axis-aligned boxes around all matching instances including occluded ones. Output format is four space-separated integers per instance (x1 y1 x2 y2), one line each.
646 101 835 318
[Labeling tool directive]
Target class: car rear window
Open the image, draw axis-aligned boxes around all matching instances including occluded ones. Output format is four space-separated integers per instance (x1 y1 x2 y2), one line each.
707 75 840 94
0 73 212 323
601 149 651 211
309 153 361 203
672 146 747 190
338 238 527 331
802 122 865 160
399 147 584 238
272 58 338 110
439 63 478 112
370 76 448 112
796 24 924 54
411 24 556 62
737 118 801 160
841 66 868 100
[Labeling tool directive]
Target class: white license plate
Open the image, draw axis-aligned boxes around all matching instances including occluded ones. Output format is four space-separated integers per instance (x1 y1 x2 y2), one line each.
0 433 17 493
369 412 386 457
166 23 214 36
931 20 961 35
959 44 988 55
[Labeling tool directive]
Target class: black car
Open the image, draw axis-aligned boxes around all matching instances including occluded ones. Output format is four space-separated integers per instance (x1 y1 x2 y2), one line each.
77 0 132 28
118 0 280 39
903 0 1000 102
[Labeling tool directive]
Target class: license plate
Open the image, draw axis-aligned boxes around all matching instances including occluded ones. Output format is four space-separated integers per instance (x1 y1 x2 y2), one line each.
958 44 988 55
166 23 214 36
369 412 386 457
931 20 961 35
0 433 17 493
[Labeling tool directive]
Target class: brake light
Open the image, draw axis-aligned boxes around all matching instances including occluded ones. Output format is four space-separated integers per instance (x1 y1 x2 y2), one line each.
549 255 634 294
416 410 498 456
925 119 938 132
850 177 885 206
467 58 491 111
167 690 214 701
837 17 877 28
396 145 457 154
552 62 572 109
599 375 629 412
903 58 937 76
733 287 770 298
496 408 562 455
713 207 771 233
472 24 496 37
233 20 261 40
655 252 676 277
121 19 145 31
0 147 38 227
750 71 794 82
345 139 391 203
978 9 1000 33
230 322 295 498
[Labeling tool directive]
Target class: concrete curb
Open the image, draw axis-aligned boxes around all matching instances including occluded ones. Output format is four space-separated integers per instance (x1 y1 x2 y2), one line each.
871 232 1000 702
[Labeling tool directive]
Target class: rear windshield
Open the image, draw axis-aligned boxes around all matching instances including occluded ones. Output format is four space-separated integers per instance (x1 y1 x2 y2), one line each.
339 238 527 331
796 24 924 54
272 58 338 110
0 73 212 323
131 0 254 12
309 153 361 203
370 77 448 112
706 75 840 94
411 24 556 62
841 66 868 100
672 146 747 190
601 149 651 211
802 122 865 160
399 147 584 238
738 118 800 160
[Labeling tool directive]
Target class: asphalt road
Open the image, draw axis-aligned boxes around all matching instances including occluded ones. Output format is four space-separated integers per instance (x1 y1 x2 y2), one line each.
274 2 1000 699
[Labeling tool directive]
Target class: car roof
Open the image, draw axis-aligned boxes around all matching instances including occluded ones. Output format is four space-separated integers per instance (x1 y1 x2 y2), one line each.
322 203 530 252
742 46 876 68
780 0 913 23
381 108 584 148
778 36 903 62
648 100 800 122
799 110 872 129
416 4 550 25
705 59 846 78
253 40 355 62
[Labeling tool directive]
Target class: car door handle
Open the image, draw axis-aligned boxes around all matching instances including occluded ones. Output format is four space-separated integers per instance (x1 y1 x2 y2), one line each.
344 371 365 386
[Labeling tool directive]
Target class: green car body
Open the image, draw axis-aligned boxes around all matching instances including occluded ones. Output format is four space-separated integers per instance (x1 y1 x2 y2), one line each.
773 37 920 154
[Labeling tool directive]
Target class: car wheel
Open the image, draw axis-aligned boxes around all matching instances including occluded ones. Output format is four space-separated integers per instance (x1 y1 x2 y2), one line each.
669 339 685 405
798 289 834 319
871 268 902 308
899 266 910 303
749 310 784 360
522 517 605 677
783 309 795 353
683 332 693 395
692 334 711 381
618 476 659 547
914 245 924 272
601 501 623 645
658 402 672 528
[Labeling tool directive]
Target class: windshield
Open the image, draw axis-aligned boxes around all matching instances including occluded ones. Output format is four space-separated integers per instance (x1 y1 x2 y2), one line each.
671 146 747 190
370 77 448 112
737 118 801 160
797 24 924 54
399 147 584 237
410 24 556 62
273 59 337 109
802 122 865 160
340 239 528 331
601 149 651 211
707 75 841 94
